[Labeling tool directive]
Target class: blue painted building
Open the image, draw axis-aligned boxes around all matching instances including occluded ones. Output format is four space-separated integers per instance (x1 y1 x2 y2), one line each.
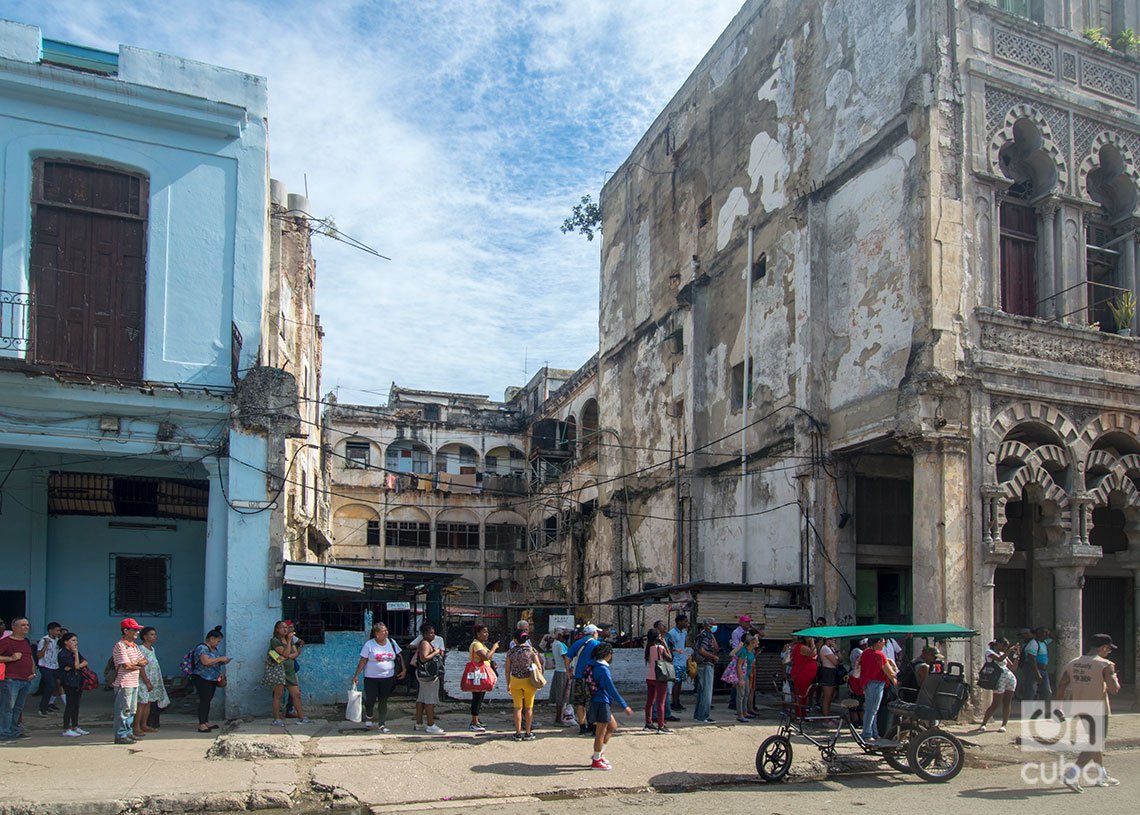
0 20 294 714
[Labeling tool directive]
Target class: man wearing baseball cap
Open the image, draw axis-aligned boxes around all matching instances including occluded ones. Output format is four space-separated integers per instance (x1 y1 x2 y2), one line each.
1055 633 1121 792
111 619 148 744
567 624 602 735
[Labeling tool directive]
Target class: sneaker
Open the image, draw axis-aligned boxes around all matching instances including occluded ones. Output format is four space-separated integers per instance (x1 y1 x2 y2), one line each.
377 725 391 734
75 728 90 736
657 726 673 734
36 711 47 718
114 736 136 745
976 724 987 732
271 719 285 727
425 724 445 735
665 715 681 722
1063 772 1083 794
48 704 59 712
591 758 612 770
469 724 486 732
700 718 715 723
363 721 374 730
523 732 536 741
643 724 657 731
578 723 589 735
62 729 80 737
297 718 313 724
1094 774 1121 787
996 726 1007 733
414 723 423 731
671 703 686 711
512 732 524 741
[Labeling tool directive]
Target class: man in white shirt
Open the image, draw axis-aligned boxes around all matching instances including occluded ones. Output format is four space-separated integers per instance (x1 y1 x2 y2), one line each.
36 622 62 716
883 637 903 668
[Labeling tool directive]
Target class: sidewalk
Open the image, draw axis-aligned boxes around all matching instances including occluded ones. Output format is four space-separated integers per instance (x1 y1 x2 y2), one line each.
2 694 1139 815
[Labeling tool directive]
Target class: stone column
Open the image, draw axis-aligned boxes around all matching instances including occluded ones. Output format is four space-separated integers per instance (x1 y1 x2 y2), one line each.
911 437 971 625
1037 197 1059 318
1038 534 1102 671
1051 565 1085 671
1124 232 1139 333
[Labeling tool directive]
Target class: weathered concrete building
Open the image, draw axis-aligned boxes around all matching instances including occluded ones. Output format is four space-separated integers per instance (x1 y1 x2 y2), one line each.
593 0 1140 684
322 362 597 639
0 20 316 714
264 181 331 564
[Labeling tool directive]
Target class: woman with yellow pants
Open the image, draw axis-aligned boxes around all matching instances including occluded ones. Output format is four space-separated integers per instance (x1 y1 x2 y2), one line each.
506 633 543 741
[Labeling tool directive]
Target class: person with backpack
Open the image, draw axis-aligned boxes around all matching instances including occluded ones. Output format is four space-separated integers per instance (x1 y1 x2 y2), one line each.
584 642 632 770
191 627 230 733
506 631 543 741
412 622 445 734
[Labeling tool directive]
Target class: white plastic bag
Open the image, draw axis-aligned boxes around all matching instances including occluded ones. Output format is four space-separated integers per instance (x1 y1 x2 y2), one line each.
346 683 363 723
560 704 577 726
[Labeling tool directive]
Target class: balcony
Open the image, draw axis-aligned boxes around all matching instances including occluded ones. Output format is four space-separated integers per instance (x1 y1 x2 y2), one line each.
974 2 1140 110
974 307 1140 385
0 289 30 354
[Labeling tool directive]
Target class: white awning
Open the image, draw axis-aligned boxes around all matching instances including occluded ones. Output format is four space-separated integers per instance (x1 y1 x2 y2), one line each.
283 563 364 593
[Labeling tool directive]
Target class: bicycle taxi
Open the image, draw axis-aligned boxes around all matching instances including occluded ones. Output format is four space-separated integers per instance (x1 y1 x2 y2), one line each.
755 623 975 783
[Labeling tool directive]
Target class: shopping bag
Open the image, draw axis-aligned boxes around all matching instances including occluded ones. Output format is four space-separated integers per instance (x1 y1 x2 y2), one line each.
345 683 363 723
460 660 497 692
560 704 577 725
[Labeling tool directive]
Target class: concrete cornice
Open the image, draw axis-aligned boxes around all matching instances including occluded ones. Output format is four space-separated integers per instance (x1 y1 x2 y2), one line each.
0 56 250 137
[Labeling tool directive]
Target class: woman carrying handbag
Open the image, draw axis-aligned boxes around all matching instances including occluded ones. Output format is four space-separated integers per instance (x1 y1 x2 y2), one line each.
462 625 498 732
643 628 673 732
506 632 543 741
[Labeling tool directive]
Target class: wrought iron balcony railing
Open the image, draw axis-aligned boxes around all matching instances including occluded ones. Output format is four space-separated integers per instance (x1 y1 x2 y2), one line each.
0 289 31 352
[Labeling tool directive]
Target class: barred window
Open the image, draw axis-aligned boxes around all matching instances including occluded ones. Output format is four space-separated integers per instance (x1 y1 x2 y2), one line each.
111 554 170 615
345 441 370 468
486 524 525 551
438 522 479 549
386 521 430 547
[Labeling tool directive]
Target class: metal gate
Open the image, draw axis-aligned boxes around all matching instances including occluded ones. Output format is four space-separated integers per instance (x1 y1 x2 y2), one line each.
1082 576 1132 684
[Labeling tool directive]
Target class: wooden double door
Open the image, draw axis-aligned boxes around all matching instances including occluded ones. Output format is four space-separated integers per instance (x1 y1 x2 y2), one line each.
29 160 146 380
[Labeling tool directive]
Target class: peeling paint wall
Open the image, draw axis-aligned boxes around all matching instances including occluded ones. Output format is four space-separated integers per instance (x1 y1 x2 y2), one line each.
594 0 933 616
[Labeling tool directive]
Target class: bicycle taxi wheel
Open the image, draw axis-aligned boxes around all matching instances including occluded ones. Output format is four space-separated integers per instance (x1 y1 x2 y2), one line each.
907 728 964 782
755 734 793 782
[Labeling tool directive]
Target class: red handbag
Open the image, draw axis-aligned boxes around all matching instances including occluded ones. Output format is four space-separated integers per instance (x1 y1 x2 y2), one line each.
460 660 497 692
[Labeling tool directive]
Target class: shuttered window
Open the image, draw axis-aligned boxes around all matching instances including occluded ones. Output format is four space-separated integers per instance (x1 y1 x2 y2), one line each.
111 554 170 615
30 160 147 380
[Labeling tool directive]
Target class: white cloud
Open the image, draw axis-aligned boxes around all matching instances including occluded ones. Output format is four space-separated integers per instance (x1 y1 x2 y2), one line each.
7 0 743 401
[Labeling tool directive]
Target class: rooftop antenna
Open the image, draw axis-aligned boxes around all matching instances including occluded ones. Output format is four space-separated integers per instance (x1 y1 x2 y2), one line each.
523 346 528 381
304 172 309 198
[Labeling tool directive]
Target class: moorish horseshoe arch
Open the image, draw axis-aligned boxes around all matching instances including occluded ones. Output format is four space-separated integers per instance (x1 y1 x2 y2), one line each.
988 104 1070 194
1077 130 1140 203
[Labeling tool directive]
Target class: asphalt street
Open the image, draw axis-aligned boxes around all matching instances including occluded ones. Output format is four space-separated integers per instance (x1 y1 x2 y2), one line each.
374 748 1140 815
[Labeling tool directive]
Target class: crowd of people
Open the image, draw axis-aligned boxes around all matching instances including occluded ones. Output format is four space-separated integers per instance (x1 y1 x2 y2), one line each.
0 611 1124 787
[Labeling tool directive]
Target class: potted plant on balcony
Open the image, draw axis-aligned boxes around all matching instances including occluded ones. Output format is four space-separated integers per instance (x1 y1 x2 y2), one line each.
1108 292 1136 337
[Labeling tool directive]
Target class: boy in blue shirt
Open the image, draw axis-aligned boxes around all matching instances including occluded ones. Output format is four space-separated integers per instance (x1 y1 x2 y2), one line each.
567 624 602 734
584 643 632 770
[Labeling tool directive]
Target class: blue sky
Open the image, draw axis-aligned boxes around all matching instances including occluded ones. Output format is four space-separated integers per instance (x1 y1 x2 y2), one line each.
7 1 744 402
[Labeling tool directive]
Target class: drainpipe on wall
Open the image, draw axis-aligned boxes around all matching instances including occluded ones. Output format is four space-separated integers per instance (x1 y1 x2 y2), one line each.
741 227 754 584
